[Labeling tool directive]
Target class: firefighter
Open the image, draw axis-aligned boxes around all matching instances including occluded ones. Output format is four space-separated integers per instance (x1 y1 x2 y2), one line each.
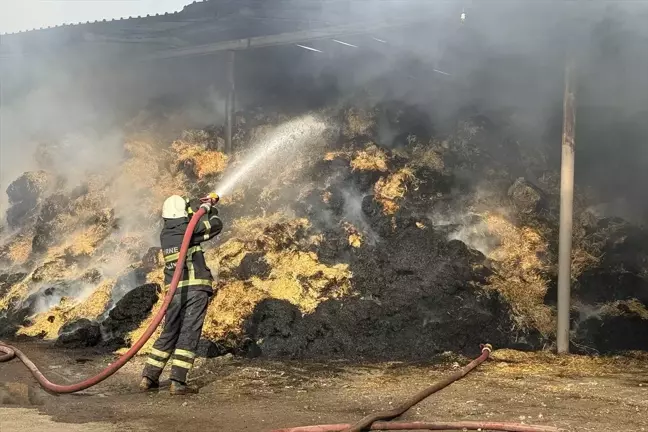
140 194 222 395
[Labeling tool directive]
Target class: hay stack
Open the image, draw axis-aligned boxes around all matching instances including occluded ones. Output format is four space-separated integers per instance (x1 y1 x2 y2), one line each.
374 168 416 214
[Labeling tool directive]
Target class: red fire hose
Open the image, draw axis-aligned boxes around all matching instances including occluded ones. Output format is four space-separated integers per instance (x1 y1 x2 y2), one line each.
271 422 558 432
0 207 207 394
271 345 559 432
343 344 493 432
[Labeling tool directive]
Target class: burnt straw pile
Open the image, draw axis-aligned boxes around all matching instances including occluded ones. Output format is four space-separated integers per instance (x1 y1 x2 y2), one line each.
1 102 647 359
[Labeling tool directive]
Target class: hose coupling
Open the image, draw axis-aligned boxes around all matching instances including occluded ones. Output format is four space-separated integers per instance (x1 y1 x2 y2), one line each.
480 343 493 353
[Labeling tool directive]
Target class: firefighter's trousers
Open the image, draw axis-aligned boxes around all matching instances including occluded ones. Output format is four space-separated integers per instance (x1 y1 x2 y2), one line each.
142 289 210 384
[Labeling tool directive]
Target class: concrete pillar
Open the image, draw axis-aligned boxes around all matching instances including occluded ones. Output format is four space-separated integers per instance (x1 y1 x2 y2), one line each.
557 61 577 354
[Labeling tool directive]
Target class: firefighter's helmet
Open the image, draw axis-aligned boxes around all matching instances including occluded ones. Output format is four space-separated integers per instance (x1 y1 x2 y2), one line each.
162 195 188 219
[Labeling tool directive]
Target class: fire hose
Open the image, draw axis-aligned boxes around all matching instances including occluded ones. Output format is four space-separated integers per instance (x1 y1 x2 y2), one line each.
0 204 210 394
271 345 558 432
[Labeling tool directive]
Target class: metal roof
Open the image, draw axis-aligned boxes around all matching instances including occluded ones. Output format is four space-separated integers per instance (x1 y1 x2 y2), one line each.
0 0 208 36
0 0 438 35
0 0 440 59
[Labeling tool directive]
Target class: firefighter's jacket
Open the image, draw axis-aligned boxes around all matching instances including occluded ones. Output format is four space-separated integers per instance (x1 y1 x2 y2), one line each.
161 198 223 295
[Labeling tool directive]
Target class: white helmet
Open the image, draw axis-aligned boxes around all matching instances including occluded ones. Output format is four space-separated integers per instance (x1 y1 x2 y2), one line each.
162 195 188 219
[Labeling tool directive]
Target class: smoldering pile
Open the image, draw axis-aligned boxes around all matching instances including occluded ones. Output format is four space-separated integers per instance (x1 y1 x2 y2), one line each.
0 100 647 360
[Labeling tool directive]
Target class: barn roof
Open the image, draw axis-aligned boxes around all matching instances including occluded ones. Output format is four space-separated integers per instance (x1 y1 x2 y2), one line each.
0 1 441 59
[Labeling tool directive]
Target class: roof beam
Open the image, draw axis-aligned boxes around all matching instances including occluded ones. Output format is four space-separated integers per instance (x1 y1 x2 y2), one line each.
146 19 422 59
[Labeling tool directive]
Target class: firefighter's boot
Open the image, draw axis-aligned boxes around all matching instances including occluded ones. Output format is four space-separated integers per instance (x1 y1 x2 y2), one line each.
139 377 159 392
169 380 199 395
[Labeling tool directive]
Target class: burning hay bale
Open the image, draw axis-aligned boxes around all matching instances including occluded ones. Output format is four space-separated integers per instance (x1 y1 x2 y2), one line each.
410 144 446 172
244 219 513 359
31 194 73 254
480 212 554 335
508 177 547 215
259 250 351 310
31 259 69 282
3 234 33 265
5 171 53 227
573 299 648 353
342 107 376 140
373 167 416 214
16 279 113 340
55 318 101 348
201 281 267 342
0 273 27 298
101 282 160 346
350 145 389 172
344 223 363 248
172 140 229 180
117 136 189 218
169 215 352 343
235 252 272 280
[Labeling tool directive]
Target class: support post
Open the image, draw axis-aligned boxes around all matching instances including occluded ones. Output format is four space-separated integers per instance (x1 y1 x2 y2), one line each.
225 50 236 153
557 61 577 354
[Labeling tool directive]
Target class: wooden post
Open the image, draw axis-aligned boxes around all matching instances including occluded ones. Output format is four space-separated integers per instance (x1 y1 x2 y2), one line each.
225 50 235 153
557 61 577 354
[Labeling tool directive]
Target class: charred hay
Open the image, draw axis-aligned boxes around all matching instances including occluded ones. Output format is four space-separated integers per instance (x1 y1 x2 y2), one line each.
55 319 101 348
100 282 160 346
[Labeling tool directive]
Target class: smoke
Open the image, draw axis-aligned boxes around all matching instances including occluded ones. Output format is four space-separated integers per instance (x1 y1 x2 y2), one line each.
2 0 648 319
265 1 648 219
339 187 379 245
23 280 95 316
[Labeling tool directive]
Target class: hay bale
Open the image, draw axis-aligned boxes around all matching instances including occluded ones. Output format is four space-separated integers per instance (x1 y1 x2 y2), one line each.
574 300 648 353
482 212 553 335
374 168 416 214
350 146 389 172
31 259 67 282
6 171 50 205
201 280 267 341
38 194 71 224
172 140 229 179
342 107 375 139
196 339 228 358
5 171 51 227
55 319 101 348
5 235 32 264
0 273 27 298
15 278 109 340
235 252 271 280
244 221 515 360
109 272 153 316
142 247 162 272
508 177 547 214
101 283 160 344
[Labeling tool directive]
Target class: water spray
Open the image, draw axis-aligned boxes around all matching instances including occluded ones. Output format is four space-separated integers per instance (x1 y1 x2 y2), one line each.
212 115 327 198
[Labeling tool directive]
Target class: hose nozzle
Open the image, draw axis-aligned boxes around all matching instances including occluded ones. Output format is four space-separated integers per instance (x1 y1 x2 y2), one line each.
199 193 220 211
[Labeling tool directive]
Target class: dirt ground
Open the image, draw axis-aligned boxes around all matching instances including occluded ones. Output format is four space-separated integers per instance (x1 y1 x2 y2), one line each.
1 342 647 432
